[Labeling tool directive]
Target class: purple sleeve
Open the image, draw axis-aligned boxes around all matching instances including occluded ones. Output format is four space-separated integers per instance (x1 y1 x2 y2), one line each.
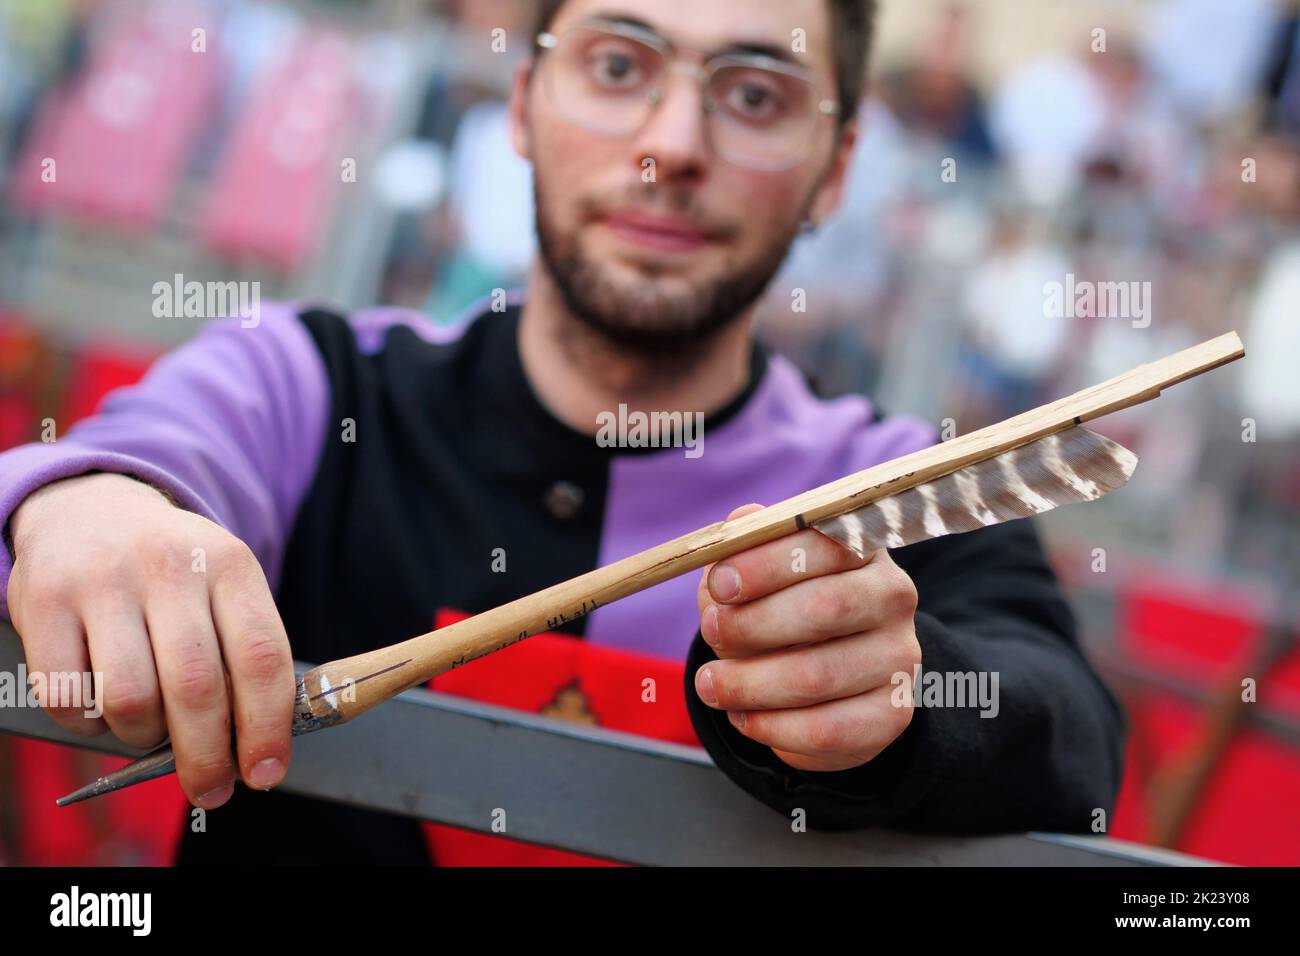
0 302 329 621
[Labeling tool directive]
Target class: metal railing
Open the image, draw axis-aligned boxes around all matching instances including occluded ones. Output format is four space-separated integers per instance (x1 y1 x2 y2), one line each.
0 621 1208 866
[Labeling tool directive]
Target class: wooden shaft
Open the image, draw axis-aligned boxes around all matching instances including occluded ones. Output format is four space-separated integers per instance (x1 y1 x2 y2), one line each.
296 331 1245 727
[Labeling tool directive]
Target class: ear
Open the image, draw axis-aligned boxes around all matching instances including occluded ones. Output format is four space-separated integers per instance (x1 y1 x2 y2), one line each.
508 60 535 161
807 118 859 224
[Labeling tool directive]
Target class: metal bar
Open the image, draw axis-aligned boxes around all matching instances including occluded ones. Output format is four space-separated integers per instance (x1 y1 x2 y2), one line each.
0 622 1210 866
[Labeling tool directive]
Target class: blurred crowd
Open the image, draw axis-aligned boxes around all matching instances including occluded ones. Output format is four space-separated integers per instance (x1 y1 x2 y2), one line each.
762 0 1300 592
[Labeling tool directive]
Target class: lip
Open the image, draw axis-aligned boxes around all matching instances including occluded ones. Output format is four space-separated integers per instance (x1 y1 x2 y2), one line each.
600 210 714 252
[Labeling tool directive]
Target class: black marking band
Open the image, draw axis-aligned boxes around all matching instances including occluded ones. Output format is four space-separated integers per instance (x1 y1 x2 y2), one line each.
1074 416 1082 425
795 513 807 530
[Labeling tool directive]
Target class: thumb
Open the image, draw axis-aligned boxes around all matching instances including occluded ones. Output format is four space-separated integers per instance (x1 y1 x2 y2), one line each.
697 503 766 616
725 503 766 522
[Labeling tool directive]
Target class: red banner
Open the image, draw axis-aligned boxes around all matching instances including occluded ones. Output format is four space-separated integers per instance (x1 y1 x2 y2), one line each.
201 29 360 272
7 2 218 230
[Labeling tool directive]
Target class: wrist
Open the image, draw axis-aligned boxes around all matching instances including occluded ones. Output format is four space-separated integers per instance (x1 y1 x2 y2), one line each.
9 472 176 554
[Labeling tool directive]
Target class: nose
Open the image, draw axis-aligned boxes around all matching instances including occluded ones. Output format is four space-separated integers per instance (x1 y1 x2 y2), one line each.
628 67 712 180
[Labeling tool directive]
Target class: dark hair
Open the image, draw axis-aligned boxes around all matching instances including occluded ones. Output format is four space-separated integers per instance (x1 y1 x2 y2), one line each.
530 0 877 124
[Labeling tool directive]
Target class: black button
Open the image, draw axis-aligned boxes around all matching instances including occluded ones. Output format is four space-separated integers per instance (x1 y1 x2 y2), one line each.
544 481 585 520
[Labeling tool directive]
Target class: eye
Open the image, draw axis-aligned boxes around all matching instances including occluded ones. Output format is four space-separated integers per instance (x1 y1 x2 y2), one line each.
583 41 649 91
721 75 789 122
738 85 773 110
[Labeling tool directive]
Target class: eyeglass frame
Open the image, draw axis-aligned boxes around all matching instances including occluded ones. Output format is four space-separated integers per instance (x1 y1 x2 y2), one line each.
532 16 843 171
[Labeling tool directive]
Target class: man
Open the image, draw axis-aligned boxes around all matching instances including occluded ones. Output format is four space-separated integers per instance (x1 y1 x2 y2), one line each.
0 0 1124 864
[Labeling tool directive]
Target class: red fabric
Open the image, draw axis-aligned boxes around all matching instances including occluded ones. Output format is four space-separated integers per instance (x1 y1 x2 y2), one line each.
0 397 33 451
421 609 701 866
11 738 185 866
1112 695 1300 866
201 30 360 271
59 342 158 426
1109 575 1300 864
0 317 43 450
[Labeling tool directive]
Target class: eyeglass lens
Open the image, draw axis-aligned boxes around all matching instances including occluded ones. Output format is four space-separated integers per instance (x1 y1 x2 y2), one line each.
543 24 825 170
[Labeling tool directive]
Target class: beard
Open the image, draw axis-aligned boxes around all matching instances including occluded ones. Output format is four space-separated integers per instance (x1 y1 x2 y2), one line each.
533 176 805 362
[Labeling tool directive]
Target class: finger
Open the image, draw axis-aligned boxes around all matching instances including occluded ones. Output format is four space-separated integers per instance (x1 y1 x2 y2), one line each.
209 548 294 791
82 593 167 748
728 684 914 773
146 590 237 809
697 503 766 618
706 527 871 607
706 557 917 657
16 605 107 737
695 627 916 711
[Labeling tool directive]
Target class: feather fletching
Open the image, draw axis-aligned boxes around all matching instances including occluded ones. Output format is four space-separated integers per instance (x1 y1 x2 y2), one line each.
812 425 1138 558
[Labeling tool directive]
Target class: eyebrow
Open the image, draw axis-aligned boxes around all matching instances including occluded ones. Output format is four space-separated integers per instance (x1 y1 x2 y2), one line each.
582 12 803 66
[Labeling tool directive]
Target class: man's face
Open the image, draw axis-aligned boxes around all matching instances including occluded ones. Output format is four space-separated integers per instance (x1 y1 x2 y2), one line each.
511 0 854 358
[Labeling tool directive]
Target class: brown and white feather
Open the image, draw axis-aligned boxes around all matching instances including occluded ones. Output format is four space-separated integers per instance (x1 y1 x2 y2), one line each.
812 425 1138 558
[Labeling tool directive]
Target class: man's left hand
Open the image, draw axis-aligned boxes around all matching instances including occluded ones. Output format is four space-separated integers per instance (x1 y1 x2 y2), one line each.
693 503 922 773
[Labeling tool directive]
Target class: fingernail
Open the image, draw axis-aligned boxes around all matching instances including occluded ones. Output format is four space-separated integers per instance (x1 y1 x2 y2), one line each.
701 605 720 648
729 710 747 731
696 666 718 706
196 781 234 809
249 757 285 789
710 565 741 602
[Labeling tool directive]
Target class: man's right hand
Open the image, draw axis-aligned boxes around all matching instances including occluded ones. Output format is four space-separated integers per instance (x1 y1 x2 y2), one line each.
5 472 294 809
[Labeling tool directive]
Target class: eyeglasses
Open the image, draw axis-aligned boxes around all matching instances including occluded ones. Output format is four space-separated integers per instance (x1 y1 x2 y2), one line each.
534 18 840 172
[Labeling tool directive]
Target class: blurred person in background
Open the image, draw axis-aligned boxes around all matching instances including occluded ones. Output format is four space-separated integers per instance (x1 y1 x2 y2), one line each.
761 1 1001 405
876 3 995 162
1143 0 1278 129
384 0 535 316
958 210 1071 422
